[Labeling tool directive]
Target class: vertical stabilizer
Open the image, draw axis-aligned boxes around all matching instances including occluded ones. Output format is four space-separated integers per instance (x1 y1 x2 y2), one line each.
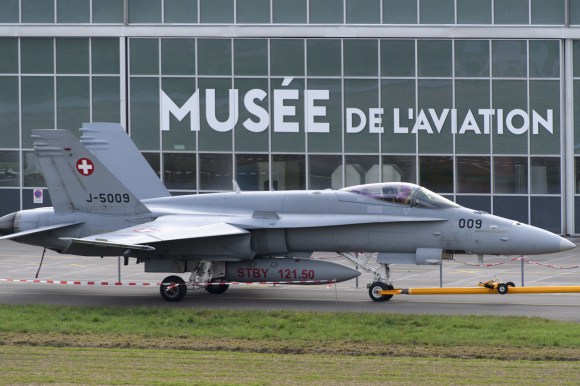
80 123 170 199
32 129 150 216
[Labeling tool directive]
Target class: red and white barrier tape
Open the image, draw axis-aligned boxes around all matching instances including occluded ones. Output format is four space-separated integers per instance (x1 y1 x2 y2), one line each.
0 278 336 287
452 256 580 270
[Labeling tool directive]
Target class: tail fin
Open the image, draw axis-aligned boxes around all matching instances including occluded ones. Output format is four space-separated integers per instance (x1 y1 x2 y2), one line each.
32 129 150 216
80 123 170 200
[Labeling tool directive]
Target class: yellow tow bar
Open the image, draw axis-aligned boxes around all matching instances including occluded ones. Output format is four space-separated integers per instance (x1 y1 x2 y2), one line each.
379 286 580 296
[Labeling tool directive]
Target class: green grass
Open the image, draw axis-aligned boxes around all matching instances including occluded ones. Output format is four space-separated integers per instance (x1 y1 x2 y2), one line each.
2 305 580 384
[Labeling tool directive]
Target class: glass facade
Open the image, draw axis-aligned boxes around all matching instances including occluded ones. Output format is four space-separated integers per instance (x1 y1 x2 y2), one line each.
1 1 579 235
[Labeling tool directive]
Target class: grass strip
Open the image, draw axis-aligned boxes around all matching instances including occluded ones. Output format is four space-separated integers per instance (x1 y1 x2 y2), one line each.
1 304 580 361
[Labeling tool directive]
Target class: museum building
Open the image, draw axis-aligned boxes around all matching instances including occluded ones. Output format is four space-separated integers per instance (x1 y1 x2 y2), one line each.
1 0 580 235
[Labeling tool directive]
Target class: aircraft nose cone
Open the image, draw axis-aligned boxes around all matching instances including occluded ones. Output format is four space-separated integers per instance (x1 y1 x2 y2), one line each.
560 238 576 252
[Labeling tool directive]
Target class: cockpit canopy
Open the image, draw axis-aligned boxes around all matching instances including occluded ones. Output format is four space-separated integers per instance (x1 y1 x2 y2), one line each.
340 182 459 209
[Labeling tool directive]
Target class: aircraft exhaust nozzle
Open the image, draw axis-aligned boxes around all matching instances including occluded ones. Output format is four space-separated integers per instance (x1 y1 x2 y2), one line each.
0 212 16 236
225 258 361 284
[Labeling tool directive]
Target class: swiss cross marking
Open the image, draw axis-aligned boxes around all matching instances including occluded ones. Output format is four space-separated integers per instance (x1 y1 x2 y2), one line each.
76 158 94 176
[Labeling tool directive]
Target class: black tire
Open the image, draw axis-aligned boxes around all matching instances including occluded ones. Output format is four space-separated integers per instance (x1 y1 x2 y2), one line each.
368 282 394 302
506 281 516 288
205 281 229 294
497 283 509 295
160 275 187 302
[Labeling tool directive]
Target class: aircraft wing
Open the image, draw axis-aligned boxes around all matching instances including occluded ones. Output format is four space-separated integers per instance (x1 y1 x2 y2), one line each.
61 216 249 255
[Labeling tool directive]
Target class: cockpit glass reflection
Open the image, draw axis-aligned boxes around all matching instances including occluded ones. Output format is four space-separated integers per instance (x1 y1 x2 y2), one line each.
341 183 458 209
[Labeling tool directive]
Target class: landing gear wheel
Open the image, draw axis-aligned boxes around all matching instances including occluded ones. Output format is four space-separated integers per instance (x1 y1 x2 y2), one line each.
497 283 509 295
506 281 516 288
205 281 230 294
368 282 394 302
160 275 187 302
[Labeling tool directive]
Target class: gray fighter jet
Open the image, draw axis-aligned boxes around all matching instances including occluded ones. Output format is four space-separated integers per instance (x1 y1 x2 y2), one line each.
0 125 575 302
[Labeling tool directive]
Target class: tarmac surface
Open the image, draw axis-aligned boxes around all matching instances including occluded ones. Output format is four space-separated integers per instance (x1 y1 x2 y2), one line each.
1 239 579 322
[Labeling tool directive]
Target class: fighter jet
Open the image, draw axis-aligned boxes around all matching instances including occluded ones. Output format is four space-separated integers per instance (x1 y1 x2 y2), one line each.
0 125 575 302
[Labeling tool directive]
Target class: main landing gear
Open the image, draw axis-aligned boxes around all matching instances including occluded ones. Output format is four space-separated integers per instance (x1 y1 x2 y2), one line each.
339 252 394 302
159 261 229 302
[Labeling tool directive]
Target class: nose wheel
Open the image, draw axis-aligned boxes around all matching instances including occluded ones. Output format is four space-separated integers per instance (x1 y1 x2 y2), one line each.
368 282 394 302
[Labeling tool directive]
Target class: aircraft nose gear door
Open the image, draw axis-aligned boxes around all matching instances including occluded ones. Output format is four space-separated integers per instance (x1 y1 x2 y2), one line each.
338 253 394 302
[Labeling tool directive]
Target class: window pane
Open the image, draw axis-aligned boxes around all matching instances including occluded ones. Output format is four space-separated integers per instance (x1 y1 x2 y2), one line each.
457 0 491 24
0 0 19 23
494 0 528 25
271 77 304 152
92 0 124 23
234 39 267 76
307 78 342 153
380 40 415 77
575 80 580 153
143 152 161 179
128 0 161 23
92 38 120 74
382 155 416 183
307 39 341 76
0 39 18 73
383 0 417 24
200 0 233 23
419 156 453 193
455 40 489 77
199 153 233 191
419 0 454 24
57 0 89 23
162 39 196 75
130 77 160 150
161 77 196 151
531 197 561 233
344 79 379 153
455 79 491 154
575 157 580 193
21 38 54 74
234 78 269 152
572 0 580 25
417 79 453 154
493 196 528 223
381 79 417 154
197 39 231 76
130 39 159 75
273 0 306 23
530 80 560 155
22 0 54 23
198 78 233 151
22 77 55 148
345 155 380 186
57 76 90 131
531 0 564 25
344 40 378 76
492 80 528 154
457 156 491 193
23 151 46 187
236 154 269 191
163 153 196 190
92 76 120 122
310 0 343 23
531 157 560 194
164 0 197 23
417 40 452 77
456 196 491 212
309 154 342 189
494 156 528 194
56 38 89 74
492 40 527 77
237 0 270 23
272 154 305 190
346 0 380 24
0 151 19 187
270 39 304 76
529 40 559 78
0 77 19 148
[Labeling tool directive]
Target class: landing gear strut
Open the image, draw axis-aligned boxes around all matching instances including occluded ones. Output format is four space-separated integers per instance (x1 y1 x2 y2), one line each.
339 252 394 302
